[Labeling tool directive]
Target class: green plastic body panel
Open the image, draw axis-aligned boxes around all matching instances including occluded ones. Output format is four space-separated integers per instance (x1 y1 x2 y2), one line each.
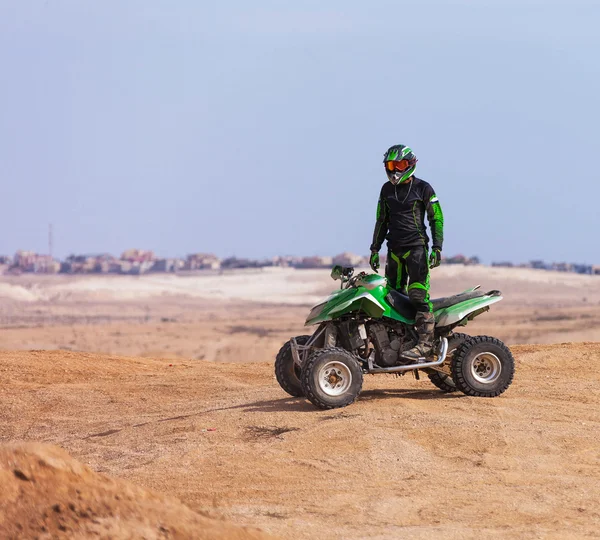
304 275 414 326
433 295 503 326
305 275 502 328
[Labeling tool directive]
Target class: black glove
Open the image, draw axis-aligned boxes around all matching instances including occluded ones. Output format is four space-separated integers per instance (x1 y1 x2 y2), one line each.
369 251 380 272
429 248 442 269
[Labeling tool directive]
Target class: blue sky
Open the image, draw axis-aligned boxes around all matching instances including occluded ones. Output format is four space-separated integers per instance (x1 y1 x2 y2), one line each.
1 0 598 263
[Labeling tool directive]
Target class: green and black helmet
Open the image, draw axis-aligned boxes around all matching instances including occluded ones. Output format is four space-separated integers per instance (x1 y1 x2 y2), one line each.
383 144 418 185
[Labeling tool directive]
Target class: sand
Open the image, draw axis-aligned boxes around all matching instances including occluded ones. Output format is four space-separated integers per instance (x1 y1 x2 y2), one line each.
0 442 273 539
1 346 599 539
1 266 599 358
1 267 599 538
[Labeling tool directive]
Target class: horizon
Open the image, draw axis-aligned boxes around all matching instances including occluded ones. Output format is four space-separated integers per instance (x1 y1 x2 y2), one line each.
2 243 598 269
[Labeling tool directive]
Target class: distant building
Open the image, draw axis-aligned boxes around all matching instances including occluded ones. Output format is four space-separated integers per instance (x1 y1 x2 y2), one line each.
572 264 592 275
444 254 467 265
61 255 86 274
93 254 117 273
110 260 132 274
121 249 155 263
151 258 185 273
358 255 372 267
297 256 333 269
108 260 124 274
185 253 221 270
60 254 115 274
13 250 36 271
530 260 551 270
45 260 61 274
220 257 260 269
552 262 573 273
442 254 480 265
272 256 303 268
13 250 59 273
0 256 10 275
332 252 363 267
125 260 155 275
3 248 597 277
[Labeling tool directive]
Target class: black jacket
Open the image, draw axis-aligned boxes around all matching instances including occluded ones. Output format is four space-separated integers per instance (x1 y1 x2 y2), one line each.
370 176 444 252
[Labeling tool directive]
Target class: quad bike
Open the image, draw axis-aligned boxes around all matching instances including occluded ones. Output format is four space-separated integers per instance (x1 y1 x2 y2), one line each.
275 266 515 410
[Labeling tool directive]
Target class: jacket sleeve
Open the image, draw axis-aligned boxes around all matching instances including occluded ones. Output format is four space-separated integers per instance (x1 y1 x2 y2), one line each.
370 187 389 252
424 186 444 250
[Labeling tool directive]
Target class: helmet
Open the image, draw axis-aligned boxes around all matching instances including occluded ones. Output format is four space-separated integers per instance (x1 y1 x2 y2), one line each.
383 145 418 185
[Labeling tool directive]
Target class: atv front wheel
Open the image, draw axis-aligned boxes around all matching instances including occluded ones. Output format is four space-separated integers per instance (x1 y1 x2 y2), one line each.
275 335 311 397
301 347 363 410
427 332 469 393
451 336 515 397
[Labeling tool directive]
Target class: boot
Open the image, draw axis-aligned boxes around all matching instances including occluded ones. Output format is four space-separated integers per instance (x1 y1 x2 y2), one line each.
402 311 435 364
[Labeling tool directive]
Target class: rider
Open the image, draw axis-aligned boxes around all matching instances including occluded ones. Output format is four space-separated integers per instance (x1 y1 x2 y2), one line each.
369 144 444 362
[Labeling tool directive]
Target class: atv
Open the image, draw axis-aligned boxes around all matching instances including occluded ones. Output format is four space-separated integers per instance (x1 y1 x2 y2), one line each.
275 265 515 410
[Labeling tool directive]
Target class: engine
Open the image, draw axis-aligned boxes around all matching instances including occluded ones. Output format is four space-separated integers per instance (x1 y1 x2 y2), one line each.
368 322 416 367
325 319 417 367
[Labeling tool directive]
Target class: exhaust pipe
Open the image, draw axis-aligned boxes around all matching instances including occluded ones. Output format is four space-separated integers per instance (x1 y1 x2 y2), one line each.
367 337 448 373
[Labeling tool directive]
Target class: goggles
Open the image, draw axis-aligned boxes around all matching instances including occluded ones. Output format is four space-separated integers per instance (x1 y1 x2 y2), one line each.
385 159 413 172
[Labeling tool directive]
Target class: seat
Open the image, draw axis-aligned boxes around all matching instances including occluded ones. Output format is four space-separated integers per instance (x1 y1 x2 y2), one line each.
387 288 501 318
430 290 500 311
386 289 417 320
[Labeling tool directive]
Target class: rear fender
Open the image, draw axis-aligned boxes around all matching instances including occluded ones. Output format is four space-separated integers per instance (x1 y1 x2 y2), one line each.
434 295 503 326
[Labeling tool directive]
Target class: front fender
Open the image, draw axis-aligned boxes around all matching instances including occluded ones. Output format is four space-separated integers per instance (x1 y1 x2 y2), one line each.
329 291 386 318
305 289 386 326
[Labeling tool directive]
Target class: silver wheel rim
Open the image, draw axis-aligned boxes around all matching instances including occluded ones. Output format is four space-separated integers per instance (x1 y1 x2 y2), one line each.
318 361 353 396
470 352 502 384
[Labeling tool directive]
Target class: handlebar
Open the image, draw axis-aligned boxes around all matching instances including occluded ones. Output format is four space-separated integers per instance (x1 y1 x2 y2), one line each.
344 271 368 289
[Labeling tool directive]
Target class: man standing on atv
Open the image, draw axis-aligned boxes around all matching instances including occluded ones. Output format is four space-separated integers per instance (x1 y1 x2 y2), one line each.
369 144 444 362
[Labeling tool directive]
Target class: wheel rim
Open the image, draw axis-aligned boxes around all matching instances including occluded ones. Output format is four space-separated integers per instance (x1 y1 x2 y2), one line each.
470 352 502 384
318 361 353 396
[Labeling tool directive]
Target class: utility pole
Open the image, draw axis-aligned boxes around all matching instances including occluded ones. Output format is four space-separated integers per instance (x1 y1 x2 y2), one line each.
49 223 53 258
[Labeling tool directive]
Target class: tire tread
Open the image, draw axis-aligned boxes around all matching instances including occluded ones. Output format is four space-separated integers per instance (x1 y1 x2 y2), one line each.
451 335 515 397
274 335 311 397
301 347 363 410
428 332 469 393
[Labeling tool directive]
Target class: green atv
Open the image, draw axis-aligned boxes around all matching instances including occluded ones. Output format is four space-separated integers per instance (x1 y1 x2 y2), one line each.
275 265 515 410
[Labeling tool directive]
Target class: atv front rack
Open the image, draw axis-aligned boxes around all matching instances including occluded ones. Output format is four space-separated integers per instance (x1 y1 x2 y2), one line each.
290 324 328 368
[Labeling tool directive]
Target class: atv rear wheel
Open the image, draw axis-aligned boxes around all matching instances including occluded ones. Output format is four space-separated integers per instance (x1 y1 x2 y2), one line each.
275 335 311 397
301 347 363 410
451 336 515 397
427 332 468 393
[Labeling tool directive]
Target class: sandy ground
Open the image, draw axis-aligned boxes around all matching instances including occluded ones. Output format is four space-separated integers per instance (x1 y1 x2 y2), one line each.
1 266 598 306
1 267 599 538
1 345 599 539
1 266 600 358
0 443 273 539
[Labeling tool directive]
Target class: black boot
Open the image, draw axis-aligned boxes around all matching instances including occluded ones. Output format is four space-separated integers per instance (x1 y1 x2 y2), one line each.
402 311 435 363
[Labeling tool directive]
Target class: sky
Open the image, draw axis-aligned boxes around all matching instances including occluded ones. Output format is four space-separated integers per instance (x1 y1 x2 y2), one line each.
0 0 599 264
